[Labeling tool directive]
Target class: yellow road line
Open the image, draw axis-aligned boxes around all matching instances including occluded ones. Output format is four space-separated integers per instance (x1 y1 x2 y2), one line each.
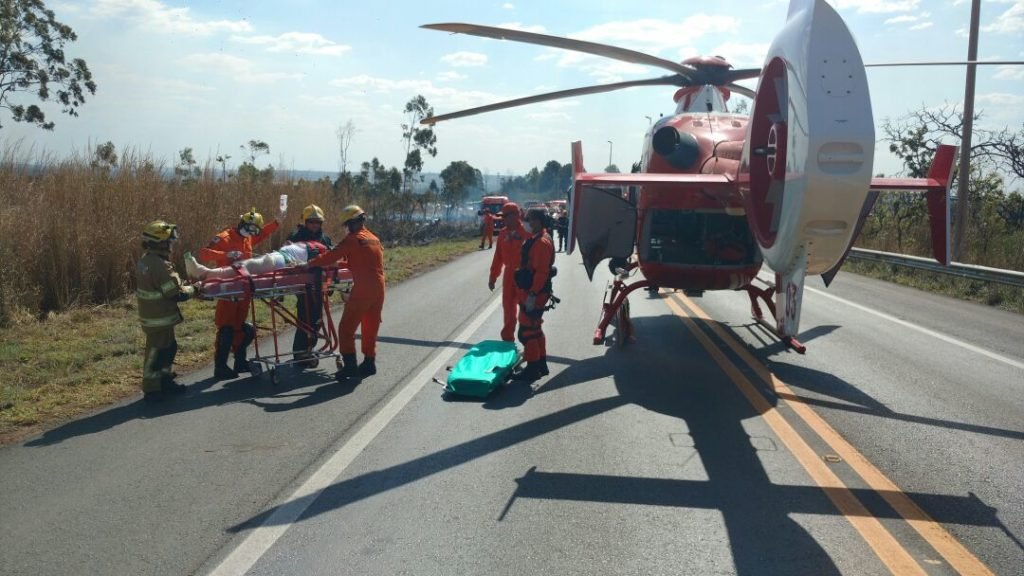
663 296 926 576
673 293 994 576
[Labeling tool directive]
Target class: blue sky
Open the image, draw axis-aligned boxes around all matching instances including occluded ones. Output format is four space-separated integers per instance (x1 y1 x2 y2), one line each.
5 0 1023 182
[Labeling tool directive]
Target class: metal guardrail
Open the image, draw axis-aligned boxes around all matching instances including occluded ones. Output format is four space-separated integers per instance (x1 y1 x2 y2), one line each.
847 248 1024 289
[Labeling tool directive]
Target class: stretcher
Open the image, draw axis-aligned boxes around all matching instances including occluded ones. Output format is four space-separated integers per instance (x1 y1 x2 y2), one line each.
198 265 354 385
444 340 522 398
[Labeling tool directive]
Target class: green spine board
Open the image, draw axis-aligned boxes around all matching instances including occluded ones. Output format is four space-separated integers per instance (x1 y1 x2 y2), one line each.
446 340 519 396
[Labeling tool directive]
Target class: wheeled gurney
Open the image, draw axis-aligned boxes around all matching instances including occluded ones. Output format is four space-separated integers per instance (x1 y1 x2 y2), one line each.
198 266 354 384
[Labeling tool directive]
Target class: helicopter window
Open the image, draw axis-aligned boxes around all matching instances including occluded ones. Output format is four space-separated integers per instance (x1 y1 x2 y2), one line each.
642 210 758 267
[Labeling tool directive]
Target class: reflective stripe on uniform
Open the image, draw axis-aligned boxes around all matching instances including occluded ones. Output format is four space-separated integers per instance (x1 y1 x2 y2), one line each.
140 314 181 328
159 279 179 297
136 289 165 301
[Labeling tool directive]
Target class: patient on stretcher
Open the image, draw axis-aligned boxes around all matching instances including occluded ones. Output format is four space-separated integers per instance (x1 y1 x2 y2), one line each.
185 241 328 281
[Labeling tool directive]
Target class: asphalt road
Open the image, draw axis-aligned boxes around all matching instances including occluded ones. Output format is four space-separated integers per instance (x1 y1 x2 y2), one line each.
0 248 1021 576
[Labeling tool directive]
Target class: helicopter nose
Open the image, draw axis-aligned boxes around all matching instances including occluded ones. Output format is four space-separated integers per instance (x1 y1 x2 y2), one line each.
652 126 700 170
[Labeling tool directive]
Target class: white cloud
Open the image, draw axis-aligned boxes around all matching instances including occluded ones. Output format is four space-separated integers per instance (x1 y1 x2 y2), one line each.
91 0 252 36
709 42 771 67
982 1 1024 34
180 53 302 84
583 61 650 82
883 15 918 24
440 51 489 67
537 16 739 69
829 0 920 13
908 22 933 30
231 32 350 56
496 22 547 33
502 2 515 9
328 75 502 111
437 71 467 82
994 65 1024 80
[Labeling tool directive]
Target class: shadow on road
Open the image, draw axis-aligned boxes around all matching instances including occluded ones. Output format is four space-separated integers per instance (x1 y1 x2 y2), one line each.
226 316 1007 574
24 369 339 447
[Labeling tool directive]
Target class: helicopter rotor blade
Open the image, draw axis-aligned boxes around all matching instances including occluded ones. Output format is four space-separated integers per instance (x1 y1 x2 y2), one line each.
725 83 756 99
422 23 696 81
421 75 687 125
865 60 1024 67
722 68 762 83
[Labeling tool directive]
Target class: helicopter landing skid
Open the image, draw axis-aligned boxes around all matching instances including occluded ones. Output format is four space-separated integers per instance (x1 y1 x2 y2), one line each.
743 283 807 354
594 278 651 345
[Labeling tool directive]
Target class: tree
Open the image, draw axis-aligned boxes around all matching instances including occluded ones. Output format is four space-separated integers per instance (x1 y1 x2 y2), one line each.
90 140 116 171
401 95 437 192
241 139 270 164
336 119 356 175
175 147 199 182
0 0 96 130
539 160 562 195
605 164 621 173
215 154 231 181
882 103 1022 259
440 160 482 218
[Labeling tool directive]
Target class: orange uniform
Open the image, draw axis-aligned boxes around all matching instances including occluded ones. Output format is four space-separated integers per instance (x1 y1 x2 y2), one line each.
489 221 526 342
309 227 386 357
480 212 497 249
199 220 279 349
517 228 555 363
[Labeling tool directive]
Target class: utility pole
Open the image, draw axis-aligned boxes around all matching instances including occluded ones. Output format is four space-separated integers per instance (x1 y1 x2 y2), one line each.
953 0 981 261
607 140 613 167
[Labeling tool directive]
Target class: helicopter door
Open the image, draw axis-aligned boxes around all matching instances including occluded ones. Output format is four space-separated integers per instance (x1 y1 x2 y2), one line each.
568 184 637 280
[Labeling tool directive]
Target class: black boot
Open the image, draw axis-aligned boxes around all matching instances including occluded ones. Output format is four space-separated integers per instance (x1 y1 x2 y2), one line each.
233 351 251 374
214 327 238 380
358 357 377 377
511 362 541 382
337 353 359 380
538 357 549 377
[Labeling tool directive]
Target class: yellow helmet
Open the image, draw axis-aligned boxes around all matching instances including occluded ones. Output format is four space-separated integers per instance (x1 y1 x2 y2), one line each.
339 204 365 224
142 220 179 243
302 204 325 222
239 207 264 228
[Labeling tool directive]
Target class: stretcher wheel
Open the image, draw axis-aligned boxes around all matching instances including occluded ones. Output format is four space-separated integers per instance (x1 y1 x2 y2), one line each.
270 369 280 386
250 362 263 377
309 358 320 369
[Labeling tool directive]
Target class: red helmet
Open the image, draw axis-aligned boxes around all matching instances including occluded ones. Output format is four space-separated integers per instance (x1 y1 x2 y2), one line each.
501 202 520 216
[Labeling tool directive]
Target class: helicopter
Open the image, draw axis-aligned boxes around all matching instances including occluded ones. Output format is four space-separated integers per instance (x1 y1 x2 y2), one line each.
420 0 963 353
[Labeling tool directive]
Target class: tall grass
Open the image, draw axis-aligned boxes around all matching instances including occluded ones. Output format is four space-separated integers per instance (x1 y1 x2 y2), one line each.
0 145 467 326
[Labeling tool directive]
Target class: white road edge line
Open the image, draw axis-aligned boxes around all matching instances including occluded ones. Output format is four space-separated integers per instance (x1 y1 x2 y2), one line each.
805 286 1024 371
207 295 503 576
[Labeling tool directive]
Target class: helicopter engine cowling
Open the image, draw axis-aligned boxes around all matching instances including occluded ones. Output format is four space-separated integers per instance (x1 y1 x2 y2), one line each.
739 0 875 337
652 126 700 171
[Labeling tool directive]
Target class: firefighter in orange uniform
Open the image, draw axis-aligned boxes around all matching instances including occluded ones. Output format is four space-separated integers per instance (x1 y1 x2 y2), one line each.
199 207 281 379
479 210 498 249
488 202 526 342
513 207 556 381
307 205 385 380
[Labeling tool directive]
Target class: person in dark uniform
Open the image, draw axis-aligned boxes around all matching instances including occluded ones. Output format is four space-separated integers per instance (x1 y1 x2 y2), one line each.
288 204 334 368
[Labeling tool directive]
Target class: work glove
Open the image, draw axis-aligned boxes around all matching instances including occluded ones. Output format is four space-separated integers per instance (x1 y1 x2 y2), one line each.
525 293 537 312
488 280 495 291
226 250 243 261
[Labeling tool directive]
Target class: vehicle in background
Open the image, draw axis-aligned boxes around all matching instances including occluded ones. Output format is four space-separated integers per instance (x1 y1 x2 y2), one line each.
480 195 509 235
546 199 567 214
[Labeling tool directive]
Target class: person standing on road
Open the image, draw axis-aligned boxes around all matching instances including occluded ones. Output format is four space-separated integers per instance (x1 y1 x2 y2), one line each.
307 205 386 381
513 207 556 381
555 210 569 252
199 207 281 379
479 210 498 250
488 202 526 342
288 204 334 368
136 221 195 403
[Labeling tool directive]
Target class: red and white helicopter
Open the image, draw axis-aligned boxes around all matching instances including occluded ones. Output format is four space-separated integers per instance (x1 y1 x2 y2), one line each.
422 0 960 352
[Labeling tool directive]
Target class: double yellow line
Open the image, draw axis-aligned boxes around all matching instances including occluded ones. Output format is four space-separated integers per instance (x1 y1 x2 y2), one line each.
664 293 993 576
